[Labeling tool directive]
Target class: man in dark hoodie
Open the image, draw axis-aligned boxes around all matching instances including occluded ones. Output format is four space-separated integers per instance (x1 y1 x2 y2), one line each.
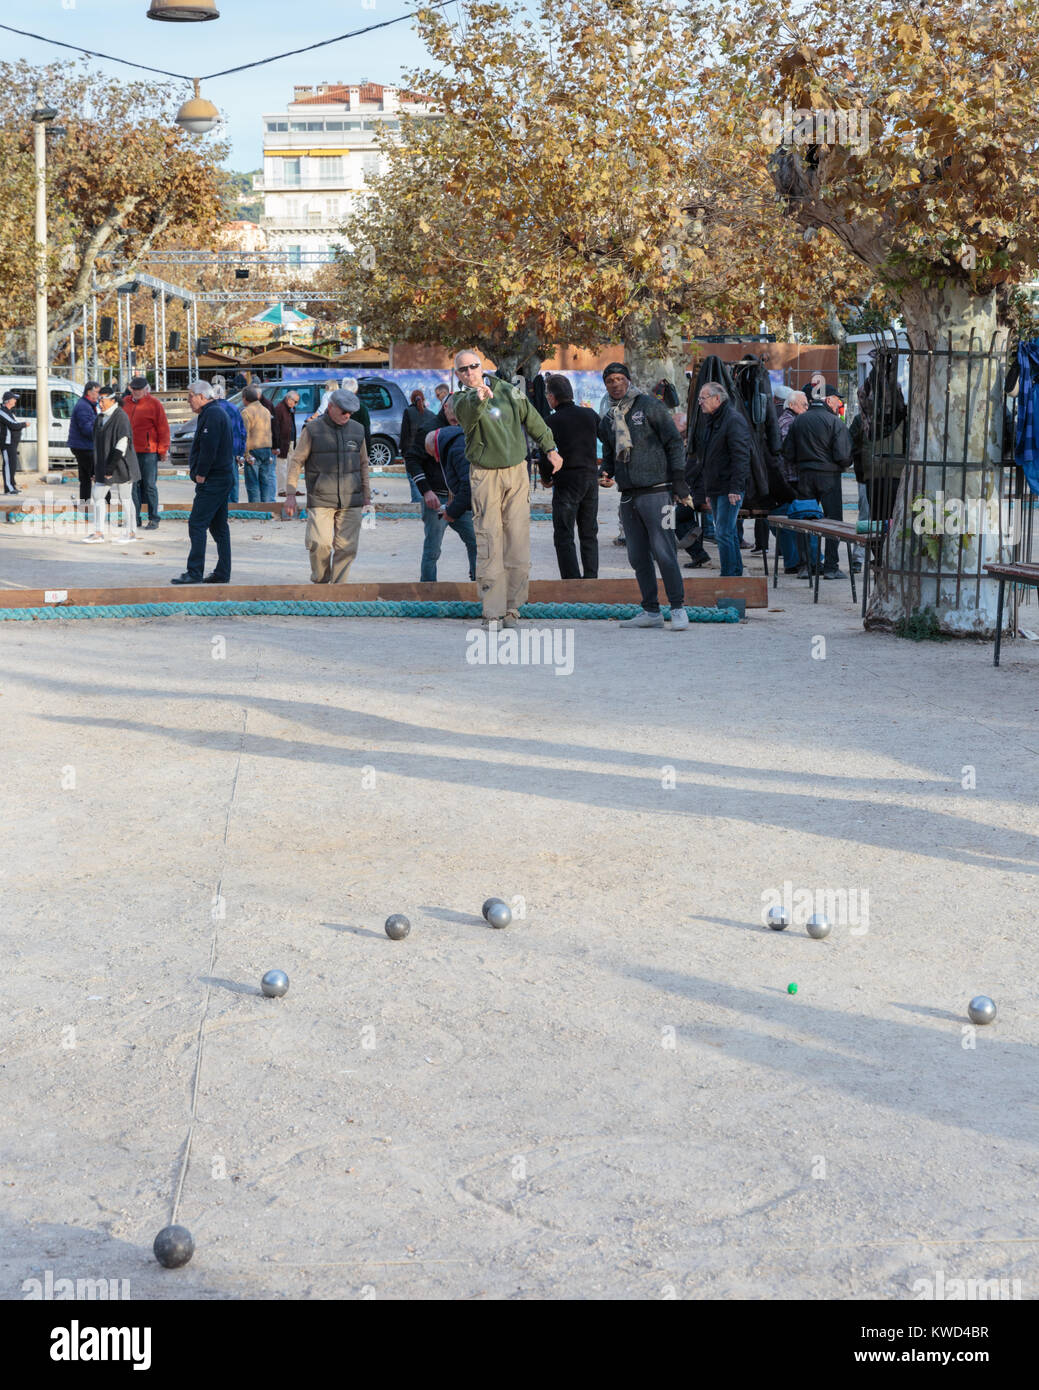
783 387 852 578
541 373 600 579
598 362 691 630
407 397 477 581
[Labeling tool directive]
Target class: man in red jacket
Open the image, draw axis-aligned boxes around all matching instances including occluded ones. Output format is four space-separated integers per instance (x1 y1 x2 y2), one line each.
123 377 170 530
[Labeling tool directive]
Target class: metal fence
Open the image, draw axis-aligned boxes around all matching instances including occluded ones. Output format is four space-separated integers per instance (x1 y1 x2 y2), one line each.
862 330 1037 631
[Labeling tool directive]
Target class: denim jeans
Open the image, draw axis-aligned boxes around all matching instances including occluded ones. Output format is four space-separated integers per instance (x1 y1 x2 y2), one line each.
132 451 159 525
709 493 744 576
227 461 240 504
620 490 685 612
186 472 233 581
420 497 478 581
244 447 276 503
551 471 599 578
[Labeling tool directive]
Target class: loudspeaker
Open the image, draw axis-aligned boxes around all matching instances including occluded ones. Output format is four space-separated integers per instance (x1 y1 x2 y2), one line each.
168 331 181 351
196 337 211 355
133 323 146 346
235 268 250 279
99 315 114 342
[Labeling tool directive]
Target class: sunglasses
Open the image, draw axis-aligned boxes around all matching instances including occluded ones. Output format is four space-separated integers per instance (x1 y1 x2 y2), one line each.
457 363 481 373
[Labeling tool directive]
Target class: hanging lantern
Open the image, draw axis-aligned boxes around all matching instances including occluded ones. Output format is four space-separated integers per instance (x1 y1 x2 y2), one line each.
175 80 221 135
148 0 220 19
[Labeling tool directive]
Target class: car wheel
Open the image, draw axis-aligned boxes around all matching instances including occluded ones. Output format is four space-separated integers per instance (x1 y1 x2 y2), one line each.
368 436 395 469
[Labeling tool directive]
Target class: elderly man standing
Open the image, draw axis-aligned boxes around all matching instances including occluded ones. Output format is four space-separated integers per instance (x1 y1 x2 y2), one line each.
696 382 752 579
171 380 235 585
123 376 170 531
452 349 561 627
282 389 370 584
274 389 300 499
241 385 276 503
83 384 139 544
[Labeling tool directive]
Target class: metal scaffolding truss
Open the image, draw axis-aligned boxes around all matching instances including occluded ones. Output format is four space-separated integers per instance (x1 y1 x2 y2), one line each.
148 251 341 265
195 290 344 303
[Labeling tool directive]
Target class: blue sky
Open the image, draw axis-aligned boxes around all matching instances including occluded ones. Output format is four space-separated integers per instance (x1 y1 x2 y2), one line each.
4 0 451 169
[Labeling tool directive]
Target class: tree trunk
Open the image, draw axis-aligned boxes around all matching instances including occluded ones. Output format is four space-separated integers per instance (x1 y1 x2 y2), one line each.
865 284 1013 636
487 318 546 384
621 311 682 393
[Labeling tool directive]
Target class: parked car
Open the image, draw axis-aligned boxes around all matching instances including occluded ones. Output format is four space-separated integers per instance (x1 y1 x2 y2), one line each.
167 375 408 469
0 375 84 464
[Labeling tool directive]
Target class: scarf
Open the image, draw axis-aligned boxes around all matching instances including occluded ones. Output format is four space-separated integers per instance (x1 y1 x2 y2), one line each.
608 384 641 461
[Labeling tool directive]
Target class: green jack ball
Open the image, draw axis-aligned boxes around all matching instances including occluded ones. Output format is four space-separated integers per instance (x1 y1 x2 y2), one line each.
787 982 798 995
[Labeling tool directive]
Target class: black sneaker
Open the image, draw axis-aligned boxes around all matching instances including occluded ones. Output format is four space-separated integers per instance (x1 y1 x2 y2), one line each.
822 569 846 580
170 573 203 585
203 574 230 584
684 554 710 569
145 520 159 530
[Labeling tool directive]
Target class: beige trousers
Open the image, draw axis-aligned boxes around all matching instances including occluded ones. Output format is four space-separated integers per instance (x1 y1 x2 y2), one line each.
306 506 362 584
469 463 531 617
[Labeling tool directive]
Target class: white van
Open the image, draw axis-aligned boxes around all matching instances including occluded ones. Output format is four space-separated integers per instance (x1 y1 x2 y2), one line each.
0 375 84 465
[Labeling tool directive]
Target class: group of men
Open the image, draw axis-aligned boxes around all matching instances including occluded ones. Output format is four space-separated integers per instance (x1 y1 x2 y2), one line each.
19 353 855 614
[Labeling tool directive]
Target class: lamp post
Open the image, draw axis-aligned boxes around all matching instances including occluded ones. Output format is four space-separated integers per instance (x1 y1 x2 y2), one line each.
32 102 58 476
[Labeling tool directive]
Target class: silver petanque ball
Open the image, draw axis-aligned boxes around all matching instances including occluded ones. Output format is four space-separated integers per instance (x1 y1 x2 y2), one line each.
485 900 512 930
482 897 507 921
766 906 790 931
384 913 411 941
968 995 996 1025
153 1225 194 1268
806 913 832 940
260 969 289 998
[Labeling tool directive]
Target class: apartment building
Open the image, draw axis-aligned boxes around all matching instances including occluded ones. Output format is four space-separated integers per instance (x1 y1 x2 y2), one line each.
256 82 431 272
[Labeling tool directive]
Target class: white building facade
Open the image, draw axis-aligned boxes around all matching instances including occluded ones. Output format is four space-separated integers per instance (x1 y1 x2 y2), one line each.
256 83 430 272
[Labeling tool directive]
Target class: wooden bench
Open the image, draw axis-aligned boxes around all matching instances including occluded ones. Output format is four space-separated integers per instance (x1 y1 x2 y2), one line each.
767 515 884 608
983 561 1039 666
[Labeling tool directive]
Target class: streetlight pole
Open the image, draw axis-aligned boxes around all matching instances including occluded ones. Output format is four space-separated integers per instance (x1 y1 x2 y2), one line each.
33 103 57 475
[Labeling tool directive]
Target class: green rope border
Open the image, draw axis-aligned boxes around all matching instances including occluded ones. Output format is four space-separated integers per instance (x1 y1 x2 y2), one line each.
5 509 554 523
0 600 741 623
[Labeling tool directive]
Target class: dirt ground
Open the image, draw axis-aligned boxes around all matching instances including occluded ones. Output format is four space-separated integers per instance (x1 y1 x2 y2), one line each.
2 472 1038 1300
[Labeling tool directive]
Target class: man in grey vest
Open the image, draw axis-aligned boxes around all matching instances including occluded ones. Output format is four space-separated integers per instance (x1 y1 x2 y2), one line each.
282 388 370 583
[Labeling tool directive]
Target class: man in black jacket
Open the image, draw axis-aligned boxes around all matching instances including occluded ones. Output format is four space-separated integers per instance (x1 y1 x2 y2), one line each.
697 384 752 577
172 380 235 585
406 399 477 581
541 373 600 579
599 362 691 630
783 392 852 577
0 391 27 494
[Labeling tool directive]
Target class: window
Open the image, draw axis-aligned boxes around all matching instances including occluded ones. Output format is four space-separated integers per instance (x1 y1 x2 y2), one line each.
281 158 301 186
361 154 380 183
359 384 393 412
326 121 344 131
8 389 36 417
289 121 309 131
318 157 342 180
284 199 300 218
271 385 318 412
266 121 288 132
342 121 361 130
286 245 303 265
50 390 80 420
325 198 340 218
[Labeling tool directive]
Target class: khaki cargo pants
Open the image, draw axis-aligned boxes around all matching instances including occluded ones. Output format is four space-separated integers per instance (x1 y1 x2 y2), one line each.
469 462 531 618
306 505 362 584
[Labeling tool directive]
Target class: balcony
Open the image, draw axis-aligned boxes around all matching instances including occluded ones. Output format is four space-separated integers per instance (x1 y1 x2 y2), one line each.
263 129 378 150
261 216 345 230
262 177 356 191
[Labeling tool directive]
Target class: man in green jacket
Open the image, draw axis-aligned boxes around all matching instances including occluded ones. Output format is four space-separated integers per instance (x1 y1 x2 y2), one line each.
453 350 562 625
